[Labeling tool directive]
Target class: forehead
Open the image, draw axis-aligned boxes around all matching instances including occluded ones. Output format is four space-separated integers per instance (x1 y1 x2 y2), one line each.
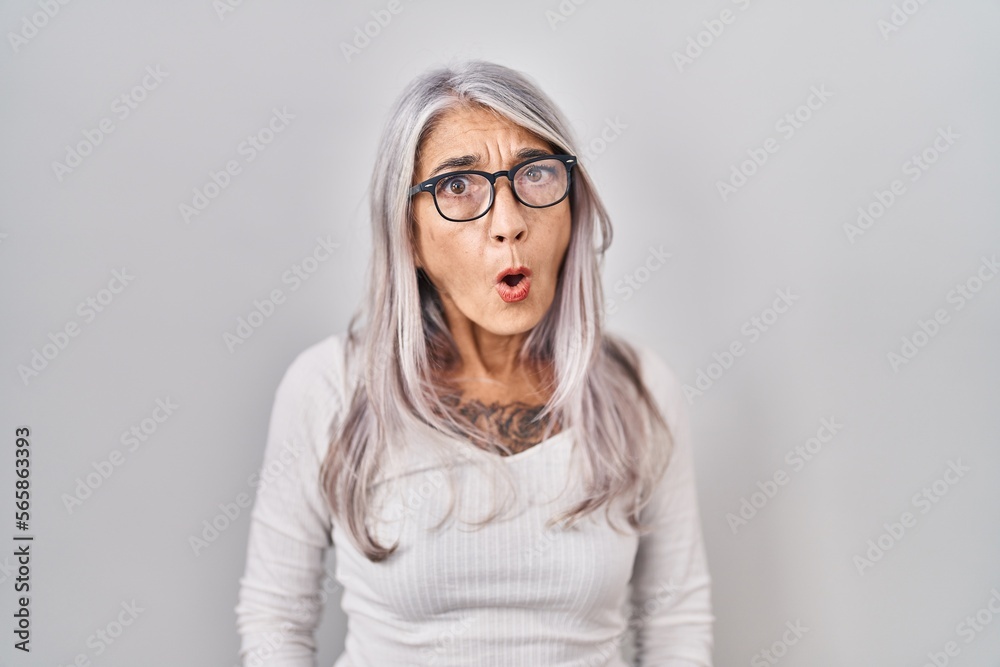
416 104 551 171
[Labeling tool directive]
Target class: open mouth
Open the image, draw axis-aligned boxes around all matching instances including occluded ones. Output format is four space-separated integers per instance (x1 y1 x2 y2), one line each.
495 267 532 303
501 274 524 287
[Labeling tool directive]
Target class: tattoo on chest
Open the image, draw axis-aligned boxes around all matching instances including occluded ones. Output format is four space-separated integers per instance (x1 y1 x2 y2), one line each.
441 393 557 455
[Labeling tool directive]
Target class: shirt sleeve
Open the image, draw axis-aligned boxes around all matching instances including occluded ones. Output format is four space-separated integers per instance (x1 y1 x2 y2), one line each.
235 338 343 666
629 344 715 667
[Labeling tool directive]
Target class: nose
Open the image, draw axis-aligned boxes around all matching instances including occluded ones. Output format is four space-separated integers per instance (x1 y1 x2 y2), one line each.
489 177 527 243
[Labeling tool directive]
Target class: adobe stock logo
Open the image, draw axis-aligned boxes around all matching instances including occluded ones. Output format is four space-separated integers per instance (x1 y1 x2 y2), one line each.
672 0 757 73
214 0 246 21
17 268 135 386
916 587 1000 667
852 459 969 576
877 0 934 40
7 0 73 54
750 620 809 667
726 417 844 535
179 107 295 224
55 600 145 666
886 254 997 373
844 126 959 244
340 0 407 63
604 245 672 316
683 288 799 403
579 117 628 164
545 0 588 31
223 236 341 352
62 398 179 514
715 86 833 202
52 66 169 183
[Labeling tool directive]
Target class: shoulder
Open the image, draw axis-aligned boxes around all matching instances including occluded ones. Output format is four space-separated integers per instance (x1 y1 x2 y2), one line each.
606 332 687 431
276 332 349 403
269 333 352 458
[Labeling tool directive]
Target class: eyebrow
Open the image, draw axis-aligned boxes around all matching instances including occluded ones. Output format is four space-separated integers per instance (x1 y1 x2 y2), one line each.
428 147 552 177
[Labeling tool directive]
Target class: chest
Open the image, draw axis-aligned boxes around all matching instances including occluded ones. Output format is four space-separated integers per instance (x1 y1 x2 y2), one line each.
332 439 639 621
440 391 562 456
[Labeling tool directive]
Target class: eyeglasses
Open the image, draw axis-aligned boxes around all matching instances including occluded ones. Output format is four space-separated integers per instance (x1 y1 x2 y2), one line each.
409 154 577 222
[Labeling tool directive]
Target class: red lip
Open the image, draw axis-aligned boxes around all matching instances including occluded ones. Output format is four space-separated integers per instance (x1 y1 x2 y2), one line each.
495 266 532 284
495 266 532 303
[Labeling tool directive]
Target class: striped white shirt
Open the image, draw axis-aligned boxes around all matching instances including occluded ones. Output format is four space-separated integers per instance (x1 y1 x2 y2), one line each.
235 333 714 666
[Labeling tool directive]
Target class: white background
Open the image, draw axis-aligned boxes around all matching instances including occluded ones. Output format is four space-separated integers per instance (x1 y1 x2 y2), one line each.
1 1 998 665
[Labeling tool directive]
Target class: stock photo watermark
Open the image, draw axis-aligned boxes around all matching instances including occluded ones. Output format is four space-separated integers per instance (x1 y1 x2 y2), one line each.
914 586 1000 667
683 288 799 403
421 616 477 665
726 417 844 535
0 554 19 587
521 515 574 566
236 564 344 667
51 65 168 183
17 268 135 386
716 85 833 202
844 126 959 244
340 0 406 63
55 600 144 667
189 437 306 556
384 469 447 522
214 0 246 21
605 245 672 316
588 579 681 665
853 458 969 575
579 116 628 165
7 0 74 53
238 625 293 667
878 0 935 40
671 0 756 73
61 398 180 514
222 235 341 352
886 253 997 372
750 619 809 666
179 106 295 224
544 0 589 31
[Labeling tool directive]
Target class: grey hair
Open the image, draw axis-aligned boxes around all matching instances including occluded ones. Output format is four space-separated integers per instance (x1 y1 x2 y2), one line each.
320 59 674 562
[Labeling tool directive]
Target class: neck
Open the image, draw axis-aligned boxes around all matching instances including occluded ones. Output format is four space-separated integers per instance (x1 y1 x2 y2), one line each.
441 309 529 386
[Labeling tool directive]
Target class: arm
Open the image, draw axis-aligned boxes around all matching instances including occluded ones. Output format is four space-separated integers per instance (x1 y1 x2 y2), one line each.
629 345 715 667
235 340 342 666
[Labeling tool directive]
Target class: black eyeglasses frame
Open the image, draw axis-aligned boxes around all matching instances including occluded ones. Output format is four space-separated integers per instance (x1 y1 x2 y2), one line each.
408 154 577 222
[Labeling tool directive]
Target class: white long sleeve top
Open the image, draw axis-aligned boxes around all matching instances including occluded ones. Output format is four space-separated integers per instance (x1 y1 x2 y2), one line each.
235 333 714 666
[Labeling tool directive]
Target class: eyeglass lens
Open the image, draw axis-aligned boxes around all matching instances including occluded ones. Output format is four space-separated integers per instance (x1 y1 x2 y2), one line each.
434 158 569 221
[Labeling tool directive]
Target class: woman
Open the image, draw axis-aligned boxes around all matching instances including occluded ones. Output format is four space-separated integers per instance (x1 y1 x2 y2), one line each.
236 60 714 666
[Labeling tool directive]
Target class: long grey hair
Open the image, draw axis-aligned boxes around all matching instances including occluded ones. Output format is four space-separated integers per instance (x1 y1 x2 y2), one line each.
320 59 674 562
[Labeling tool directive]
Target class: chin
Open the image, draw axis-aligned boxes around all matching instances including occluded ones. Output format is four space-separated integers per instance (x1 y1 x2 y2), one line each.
488 304 548 335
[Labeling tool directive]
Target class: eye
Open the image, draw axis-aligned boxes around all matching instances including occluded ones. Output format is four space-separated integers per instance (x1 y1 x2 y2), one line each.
521 164 555 184
437 175 471 197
